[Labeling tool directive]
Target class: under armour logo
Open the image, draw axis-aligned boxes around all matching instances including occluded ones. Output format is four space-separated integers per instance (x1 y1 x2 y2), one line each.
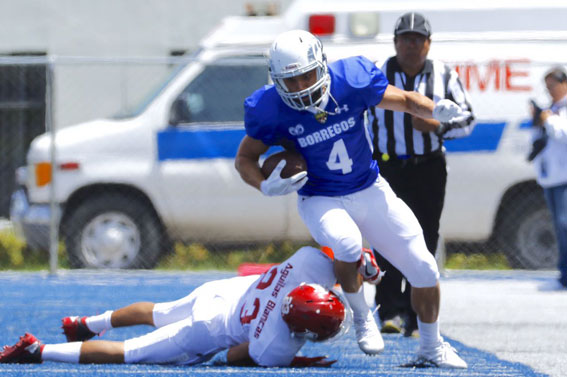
335 104 349 114
289 124 304 136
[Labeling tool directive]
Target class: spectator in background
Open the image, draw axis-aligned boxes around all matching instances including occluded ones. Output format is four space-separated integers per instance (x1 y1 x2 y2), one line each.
529 67 567 288
367 12 475 336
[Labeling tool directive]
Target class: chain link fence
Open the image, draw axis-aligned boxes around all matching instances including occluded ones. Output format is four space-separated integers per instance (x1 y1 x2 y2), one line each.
0 55 562 271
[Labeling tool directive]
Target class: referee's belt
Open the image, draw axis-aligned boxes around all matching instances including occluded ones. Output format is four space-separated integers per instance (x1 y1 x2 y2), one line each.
376 150 445 166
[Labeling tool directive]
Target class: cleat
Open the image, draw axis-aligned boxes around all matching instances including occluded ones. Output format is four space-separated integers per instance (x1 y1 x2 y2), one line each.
0 333 43 364
406 341 467 369
62 316 97 342
353 311 384 354
381 316 403 334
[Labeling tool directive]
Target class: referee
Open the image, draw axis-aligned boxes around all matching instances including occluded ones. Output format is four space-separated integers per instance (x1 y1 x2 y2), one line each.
367 12 475 337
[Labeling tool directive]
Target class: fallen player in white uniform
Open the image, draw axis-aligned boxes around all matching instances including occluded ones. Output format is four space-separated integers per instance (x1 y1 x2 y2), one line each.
0 246 375 367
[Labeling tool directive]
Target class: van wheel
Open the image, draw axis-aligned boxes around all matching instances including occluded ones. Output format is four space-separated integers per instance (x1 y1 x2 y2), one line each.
497 190 557 269
63 193 163 269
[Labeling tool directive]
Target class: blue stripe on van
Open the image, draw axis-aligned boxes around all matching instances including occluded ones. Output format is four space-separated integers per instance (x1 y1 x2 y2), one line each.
444 122 506 152
157 121 508 160
158 127 246 161
519 119 533 129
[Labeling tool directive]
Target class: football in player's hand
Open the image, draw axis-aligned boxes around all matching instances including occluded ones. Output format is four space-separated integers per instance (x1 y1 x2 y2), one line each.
261 150 307 178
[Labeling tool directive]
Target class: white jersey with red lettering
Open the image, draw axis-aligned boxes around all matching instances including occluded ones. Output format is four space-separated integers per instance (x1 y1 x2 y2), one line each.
234 246 336 366
124 246 335 366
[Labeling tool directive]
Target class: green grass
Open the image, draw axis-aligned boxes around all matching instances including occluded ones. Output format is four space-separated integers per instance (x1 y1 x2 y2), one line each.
1 230 511 271
0 230 69 270
156 241 311 270
445 252 511 270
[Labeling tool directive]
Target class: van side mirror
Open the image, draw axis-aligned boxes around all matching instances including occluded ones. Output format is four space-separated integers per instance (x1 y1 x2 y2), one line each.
169 97 192 125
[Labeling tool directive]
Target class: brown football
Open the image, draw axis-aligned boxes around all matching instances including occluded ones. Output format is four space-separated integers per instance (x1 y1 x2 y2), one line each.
261 150 307 179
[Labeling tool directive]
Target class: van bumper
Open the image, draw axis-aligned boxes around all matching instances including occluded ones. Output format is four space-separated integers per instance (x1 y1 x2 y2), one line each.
10 188 52 251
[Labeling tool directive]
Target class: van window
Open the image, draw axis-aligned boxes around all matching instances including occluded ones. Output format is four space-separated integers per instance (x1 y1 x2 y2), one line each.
128 63 188 119
174 61 268 124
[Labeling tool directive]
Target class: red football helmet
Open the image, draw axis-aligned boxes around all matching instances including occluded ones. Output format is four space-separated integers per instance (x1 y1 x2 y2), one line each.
281 283 346 342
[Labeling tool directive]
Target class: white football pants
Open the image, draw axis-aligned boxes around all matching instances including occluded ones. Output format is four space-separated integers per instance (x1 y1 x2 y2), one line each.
123 276 256 365
298 175 439 288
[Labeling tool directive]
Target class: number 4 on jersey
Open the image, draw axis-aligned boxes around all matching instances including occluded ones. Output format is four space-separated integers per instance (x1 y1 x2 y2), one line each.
326 139 353 174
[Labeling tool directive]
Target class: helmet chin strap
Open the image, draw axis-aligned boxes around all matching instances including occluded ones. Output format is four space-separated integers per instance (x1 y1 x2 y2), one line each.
309 91 341 116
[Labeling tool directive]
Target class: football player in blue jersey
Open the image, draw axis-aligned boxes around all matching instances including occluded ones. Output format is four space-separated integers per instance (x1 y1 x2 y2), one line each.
235 30 469 368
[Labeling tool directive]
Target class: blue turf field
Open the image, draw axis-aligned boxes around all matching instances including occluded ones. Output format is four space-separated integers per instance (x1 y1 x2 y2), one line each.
0 271 548 377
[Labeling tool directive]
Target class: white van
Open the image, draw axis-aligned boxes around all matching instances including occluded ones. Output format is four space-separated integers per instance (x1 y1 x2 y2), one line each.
10 0 567 269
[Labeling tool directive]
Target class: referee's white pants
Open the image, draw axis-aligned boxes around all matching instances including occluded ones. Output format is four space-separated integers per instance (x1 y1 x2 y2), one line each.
297 175 439 288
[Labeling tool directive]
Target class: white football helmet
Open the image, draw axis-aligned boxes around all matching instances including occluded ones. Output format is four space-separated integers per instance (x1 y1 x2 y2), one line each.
268 30 330 111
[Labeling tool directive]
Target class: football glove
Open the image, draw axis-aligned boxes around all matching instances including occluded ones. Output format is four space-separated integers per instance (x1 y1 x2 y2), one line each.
260 160 308 196
432 99 471 123
357 248 384 285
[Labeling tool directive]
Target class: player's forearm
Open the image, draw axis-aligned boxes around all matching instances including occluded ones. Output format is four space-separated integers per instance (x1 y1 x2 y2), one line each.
379 85 435 119
226 342 255 366
405 91 436 120
235 155 264 191
235 135 269 191
411 116 440 132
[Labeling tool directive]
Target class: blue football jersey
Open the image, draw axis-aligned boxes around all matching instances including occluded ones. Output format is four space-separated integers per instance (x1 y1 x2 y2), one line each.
244 56 389 196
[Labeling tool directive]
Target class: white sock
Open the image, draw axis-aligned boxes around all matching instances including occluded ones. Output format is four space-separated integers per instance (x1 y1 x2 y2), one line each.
42 342 82 363
85 310 114 334
344 285 370 320
417 318 442 350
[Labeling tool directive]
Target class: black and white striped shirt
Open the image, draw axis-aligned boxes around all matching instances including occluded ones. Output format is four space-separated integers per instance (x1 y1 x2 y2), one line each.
367 57 475 158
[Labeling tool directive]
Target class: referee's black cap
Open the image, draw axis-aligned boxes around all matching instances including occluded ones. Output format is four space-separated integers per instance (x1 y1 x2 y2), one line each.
394 12 431 37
